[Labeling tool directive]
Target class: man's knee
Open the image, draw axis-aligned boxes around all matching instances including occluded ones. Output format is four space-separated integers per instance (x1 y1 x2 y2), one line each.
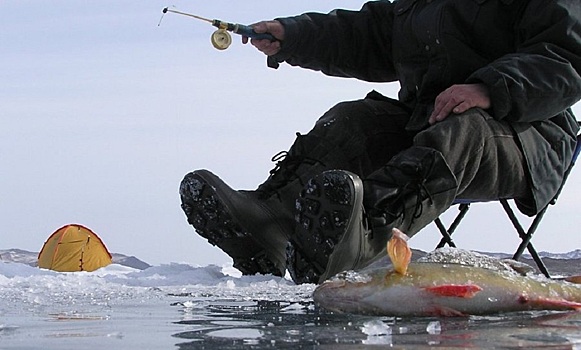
413 109 492 157
312 97 411 142
315 100 370 130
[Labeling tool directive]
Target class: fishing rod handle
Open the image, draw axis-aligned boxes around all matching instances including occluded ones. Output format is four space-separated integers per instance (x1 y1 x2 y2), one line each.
235 24 276 41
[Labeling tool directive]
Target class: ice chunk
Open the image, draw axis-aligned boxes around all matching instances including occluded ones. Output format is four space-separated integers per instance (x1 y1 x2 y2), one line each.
361 319 391 336
426 321 441 335
418 248 533 276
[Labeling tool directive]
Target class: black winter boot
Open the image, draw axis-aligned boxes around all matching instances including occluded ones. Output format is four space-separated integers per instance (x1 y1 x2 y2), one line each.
363 146 458 237
288 147 458 284
179 134 346 277
288 170 387 284
180 170 290 276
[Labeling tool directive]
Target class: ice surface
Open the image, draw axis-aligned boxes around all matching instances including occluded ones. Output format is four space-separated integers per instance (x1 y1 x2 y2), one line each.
1 257 581 349
361 319 391 336
0 261 310 309
426 320 441 335
328 269 373 283
0 260 318 349
418 247 535 276
361 320 393 346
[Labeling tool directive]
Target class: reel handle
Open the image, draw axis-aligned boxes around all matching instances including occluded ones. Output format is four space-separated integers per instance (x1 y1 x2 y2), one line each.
234 24 276 41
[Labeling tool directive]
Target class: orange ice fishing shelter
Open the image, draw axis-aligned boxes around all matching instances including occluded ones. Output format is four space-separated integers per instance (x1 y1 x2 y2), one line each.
38 224 112 272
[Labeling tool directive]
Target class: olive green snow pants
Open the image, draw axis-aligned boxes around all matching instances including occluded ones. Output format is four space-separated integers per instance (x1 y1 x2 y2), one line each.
298 91 530 234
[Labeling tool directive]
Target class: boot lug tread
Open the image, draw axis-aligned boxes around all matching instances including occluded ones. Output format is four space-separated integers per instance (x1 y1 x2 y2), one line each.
287 170 361 284
180 172 285 277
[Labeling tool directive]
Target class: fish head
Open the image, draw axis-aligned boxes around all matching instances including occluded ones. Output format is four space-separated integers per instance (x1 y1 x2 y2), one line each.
313 270 378 313
313 268 418 315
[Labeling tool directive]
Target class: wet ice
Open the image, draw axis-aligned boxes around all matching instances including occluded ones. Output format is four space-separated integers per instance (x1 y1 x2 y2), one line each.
1 252 581 349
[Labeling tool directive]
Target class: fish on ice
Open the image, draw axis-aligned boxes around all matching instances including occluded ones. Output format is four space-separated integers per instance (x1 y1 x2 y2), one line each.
313 229 581 317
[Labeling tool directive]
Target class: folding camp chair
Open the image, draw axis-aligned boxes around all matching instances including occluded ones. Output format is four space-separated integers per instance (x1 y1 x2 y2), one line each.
434 126 581 278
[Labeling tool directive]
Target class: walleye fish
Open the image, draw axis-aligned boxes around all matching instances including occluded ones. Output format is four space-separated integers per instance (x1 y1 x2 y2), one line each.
313 229 581 317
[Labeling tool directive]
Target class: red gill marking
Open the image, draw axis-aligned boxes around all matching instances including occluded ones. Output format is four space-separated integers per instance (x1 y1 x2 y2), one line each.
424 284 483 298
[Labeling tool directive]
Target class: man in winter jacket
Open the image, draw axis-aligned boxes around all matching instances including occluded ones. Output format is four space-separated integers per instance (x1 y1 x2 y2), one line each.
179 0 581 284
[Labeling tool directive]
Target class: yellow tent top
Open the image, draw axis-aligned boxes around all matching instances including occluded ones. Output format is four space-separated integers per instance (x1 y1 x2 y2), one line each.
38 224 112 272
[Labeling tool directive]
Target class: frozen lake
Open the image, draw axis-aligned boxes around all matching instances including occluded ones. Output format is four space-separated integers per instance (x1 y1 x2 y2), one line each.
1 257 581 349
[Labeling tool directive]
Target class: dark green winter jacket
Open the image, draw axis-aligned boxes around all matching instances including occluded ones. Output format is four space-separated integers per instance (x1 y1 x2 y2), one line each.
271 0 581 216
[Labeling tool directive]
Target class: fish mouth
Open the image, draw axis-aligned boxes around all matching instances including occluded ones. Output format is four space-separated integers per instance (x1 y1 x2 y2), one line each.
313 278 374 313
313 280 352 313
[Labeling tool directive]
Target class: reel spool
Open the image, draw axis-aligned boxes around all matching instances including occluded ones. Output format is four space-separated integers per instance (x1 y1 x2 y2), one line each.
211 29 232 50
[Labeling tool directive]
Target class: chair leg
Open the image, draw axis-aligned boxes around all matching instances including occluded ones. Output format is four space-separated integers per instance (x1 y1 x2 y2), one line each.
435 203 470 249
500 199 551 278
435 218 456 248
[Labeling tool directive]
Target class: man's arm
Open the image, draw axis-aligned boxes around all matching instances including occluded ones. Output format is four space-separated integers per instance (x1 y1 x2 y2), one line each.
246 1 398 83
466 0 581 122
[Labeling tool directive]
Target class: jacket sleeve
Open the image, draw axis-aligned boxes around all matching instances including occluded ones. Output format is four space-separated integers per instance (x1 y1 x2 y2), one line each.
467 0 581 122
271 1 397 83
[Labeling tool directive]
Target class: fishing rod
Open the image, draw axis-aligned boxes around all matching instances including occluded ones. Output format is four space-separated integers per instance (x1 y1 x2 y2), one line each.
160 7 275 50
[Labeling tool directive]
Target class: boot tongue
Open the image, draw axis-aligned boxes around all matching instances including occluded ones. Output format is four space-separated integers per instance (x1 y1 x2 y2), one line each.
256 151 303 199
363 185 405 227
365 211 401 243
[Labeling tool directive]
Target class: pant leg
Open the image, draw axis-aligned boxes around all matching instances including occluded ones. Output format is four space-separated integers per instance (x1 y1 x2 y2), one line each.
413 108 530 201
362 107 530 238
304 91 414 178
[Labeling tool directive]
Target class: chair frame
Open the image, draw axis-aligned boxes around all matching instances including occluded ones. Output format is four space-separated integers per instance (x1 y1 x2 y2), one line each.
434 126 581 278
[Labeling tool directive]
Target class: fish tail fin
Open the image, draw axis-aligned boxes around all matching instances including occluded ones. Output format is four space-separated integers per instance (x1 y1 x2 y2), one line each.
528 297 581 311
564 275 581 284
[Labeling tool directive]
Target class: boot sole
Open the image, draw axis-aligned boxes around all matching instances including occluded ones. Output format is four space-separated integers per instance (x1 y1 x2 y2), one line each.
180 170 285 277
288 170 364 284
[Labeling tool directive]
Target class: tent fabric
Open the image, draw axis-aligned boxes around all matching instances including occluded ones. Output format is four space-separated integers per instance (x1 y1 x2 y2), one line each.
38 224 112 272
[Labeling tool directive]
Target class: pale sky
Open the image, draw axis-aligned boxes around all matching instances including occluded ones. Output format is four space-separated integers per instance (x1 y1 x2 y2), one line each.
2 1 580 266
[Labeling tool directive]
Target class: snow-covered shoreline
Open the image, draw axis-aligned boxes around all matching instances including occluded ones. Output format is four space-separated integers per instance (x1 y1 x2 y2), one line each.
0 249 151 270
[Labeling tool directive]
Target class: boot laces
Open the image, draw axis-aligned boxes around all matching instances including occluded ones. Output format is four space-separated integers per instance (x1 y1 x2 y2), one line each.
257 149 324 201
370 163 435 231
409 179 434 218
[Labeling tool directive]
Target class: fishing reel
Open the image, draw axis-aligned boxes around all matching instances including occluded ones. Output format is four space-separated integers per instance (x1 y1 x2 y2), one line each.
210 29 232 50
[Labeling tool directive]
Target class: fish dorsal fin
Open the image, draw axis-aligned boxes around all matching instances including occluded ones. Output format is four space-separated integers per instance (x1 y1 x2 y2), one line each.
501 259 535 275
387 228 412 275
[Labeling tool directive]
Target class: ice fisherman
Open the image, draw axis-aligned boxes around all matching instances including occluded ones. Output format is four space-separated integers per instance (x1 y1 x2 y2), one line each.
179 0 581 284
